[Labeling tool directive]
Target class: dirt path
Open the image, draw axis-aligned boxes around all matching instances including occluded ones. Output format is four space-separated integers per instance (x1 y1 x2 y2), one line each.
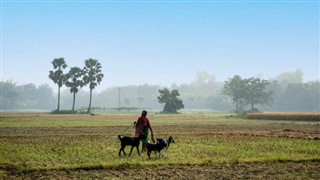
3 161 320 179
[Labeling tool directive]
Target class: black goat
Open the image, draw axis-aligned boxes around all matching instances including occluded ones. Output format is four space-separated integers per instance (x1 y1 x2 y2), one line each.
147 136 175 158
164 136 175 150
118 134 145 156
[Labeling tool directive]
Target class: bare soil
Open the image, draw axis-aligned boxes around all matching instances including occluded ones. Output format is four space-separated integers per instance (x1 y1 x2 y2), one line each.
2 124 320 140
3 161 320 179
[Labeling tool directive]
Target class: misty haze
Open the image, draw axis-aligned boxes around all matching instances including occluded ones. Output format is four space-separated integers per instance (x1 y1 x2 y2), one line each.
1 1 320 179
1 69 319 112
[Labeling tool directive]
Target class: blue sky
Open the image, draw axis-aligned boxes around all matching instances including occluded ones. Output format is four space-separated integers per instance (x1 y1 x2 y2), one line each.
1 1 319 91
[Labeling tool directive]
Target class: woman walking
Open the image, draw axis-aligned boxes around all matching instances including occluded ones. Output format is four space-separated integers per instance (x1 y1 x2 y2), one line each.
135 110 154 152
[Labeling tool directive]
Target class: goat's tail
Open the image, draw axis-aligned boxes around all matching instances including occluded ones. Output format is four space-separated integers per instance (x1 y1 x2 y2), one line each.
118 135 122 141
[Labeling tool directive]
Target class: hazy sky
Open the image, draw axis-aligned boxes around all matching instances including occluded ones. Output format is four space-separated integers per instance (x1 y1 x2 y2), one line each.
1 1 319 92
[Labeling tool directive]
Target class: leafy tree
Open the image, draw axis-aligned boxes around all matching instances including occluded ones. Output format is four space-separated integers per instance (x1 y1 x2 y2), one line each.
244 77 273 111
83 59 104 113
0 80 25 109
205 95 233 111
191 71 219 97
138 97 144 107
275 69 303 85
158 88 184 113
48 58 68 111
65 67 84 111
192 71 216 85
278 82 319 112
301 82 320 112
36 84 55 110
22 83 38 108
224 76 273 112
223 75 246 112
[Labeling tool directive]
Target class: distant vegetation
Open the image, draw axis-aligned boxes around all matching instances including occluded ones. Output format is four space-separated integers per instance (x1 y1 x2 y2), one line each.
1 70 319 112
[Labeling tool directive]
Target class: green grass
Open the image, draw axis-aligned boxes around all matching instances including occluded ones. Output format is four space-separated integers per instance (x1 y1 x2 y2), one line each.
1 113 320 173
1 113 318 128
1 134 319 172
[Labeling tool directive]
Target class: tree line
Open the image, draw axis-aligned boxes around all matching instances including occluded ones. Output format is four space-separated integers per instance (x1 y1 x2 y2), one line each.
1 70 319 113
0 81 55 110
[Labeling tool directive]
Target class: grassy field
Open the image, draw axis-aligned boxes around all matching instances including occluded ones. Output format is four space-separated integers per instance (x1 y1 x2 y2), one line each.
1 112 320 179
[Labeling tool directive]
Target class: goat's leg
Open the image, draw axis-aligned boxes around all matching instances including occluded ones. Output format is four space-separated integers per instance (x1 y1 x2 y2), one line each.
163 148 168 157
123 148 127 156
141 143 146 152
119 146 126 156
118 146 122 156
136 145 141 156
147 151 151 158
129 146 134 156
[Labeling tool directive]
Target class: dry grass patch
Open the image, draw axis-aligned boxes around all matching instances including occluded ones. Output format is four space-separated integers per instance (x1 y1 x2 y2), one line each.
246 112 320 121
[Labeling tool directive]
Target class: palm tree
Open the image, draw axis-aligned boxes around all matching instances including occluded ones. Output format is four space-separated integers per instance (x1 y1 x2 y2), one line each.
83 59 104 113
49 58 68 111
65 67 84 111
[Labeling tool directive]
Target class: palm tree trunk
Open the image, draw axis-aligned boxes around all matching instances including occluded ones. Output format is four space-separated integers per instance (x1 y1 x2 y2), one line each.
57 86 60 111
87 88 92 113
72 92 76 111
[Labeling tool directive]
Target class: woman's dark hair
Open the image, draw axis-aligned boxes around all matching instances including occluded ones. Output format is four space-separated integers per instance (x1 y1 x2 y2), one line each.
141 110 147 117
